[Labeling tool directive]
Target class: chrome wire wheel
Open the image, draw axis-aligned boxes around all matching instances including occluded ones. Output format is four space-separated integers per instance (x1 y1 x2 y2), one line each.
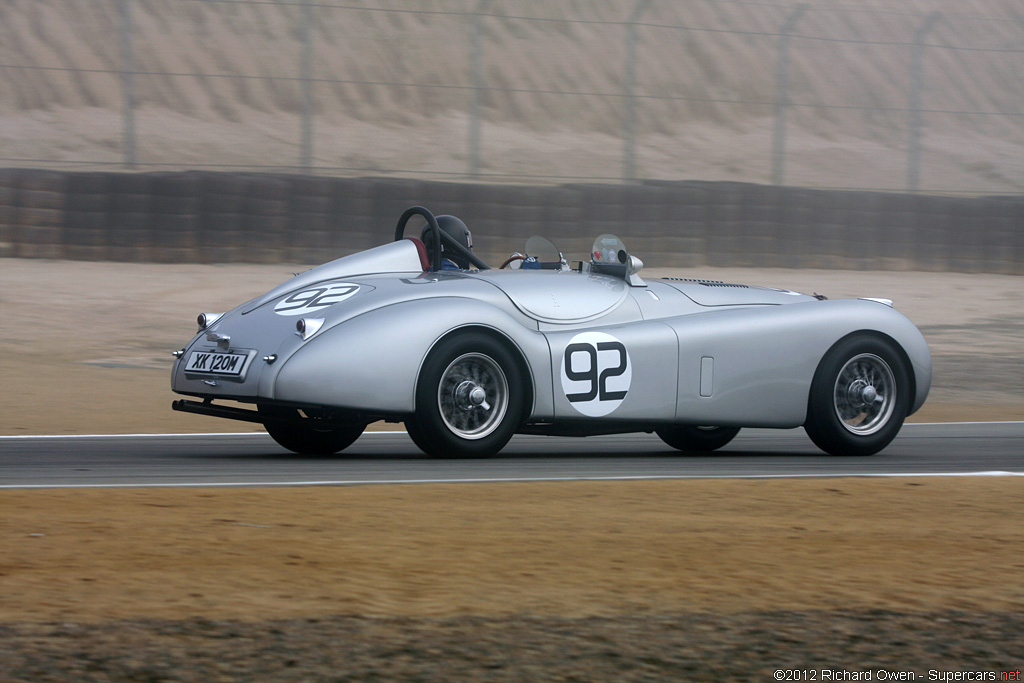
437 352 509 440
833 353 896 436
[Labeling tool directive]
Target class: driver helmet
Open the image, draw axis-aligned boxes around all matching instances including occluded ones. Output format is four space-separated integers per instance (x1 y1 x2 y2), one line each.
421 215 473 269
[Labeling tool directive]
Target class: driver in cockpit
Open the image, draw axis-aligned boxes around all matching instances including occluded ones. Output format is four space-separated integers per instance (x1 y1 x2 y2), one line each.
422 215 474 270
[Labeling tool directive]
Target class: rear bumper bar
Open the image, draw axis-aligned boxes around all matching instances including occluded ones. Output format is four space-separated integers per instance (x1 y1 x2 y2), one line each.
172 398 388 428
172 399 265 424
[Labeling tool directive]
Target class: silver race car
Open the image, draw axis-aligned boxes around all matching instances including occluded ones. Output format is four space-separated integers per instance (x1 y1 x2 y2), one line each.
172 206 931 458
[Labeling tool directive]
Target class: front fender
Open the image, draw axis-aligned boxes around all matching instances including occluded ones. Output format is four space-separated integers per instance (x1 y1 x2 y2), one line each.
272 297 551 416
662 298 931 427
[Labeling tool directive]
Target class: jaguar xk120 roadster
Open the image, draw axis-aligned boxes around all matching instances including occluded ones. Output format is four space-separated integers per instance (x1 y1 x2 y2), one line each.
172 206 931 458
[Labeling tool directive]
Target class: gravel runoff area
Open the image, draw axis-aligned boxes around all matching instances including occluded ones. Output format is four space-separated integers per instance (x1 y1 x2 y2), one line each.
1 612 1022 682
1 259 1022 681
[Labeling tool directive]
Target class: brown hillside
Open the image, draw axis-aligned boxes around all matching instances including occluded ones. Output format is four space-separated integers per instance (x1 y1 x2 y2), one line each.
0 0 1021 192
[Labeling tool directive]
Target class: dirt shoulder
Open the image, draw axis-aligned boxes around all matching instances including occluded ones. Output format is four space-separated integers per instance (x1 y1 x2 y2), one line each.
3 478 1023 623
3 478 1024 679
2 477 1023 678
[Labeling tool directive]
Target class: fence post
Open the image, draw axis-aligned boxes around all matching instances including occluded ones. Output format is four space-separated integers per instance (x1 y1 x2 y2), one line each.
907 12 940 193
623 0 650 182
119 0 136 169
300 0 314 173
770 3 807 186
468 0 492 177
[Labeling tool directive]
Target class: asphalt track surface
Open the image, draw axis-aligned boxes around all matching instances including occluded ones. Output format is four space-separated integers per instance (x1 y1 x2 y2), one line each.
1 422 1022 488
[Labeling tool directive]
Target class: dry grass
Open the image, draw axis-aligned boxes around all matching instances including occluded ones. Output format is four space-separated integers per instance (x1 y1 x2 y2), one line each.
3 478 1023 623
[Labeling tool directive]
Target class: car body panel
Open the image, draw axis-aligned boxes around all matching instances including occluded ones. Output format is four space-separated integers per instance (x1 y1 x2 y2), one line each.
463 269 629 323
662 298 930 427
546 321 680 421
273 295 553 416
660 278 817 307
241 239 425 315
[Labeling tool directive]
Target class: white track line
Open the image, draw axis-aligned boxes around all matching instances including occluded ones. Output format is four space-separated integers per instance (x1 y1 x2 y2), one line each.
0 421 1021 439
0 431 405 439
1 471 1022 490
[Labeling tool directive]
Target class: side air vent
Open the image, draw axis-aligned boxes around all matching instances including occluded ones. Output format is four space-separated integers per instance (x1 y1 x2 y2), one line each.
662 278 749 289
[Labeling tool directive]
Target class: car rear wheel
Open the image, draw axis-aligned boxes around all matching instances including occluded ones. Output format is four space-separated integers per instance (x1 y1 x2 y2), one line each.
406 332 523 458
656 425 740 453
259 405 366 455
804 335 910 456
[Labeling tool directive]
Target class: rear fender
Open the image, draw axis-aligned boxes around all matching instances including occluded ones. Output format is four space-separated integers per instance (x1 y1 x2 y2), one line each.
272 298 550 416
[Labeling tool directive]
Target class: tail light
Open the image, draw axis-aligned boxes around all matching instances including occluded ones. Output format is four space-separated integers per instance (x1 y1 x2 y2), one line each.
296 318 325 340
197 312 223 329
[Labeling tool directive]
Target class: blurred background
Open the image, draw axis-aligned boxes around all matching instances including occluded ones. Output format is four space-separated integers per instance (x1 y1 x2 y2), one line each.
0 0 1021 270
1 0 1021 192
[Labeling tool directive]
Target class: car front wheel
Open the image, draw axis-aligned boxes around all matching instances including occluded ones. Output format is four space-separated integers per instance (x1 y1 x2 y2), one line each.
804 335 910 456
406 332 523 458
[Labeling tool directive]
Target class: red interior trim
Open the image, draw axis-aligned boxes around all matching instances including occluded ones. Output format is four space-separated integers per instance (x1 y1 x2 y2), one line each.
406 237 430 271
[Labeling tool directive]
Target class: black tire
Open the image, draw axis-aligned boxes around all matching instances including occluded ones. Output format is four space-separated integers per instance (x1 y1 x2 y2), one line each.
403 416 433 455
405 332 524 458
804 334 911 456
656 425 740 453
258 404 366 455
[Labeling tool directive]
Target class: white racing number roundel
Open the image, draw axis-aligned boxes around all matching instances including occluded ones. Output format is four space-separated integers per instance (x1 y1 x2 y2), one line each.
274 283 360 316
560 332 632 417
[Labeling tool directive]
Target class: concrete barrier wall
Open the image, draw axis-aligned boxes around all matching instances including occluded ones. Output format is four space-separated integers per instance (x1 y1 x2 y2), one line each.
0 170 1021 273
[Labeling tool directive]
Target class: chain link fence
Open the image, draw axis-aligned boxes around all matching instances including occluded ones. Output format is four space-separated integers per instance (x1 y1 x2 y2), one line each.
0 0 1022 194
